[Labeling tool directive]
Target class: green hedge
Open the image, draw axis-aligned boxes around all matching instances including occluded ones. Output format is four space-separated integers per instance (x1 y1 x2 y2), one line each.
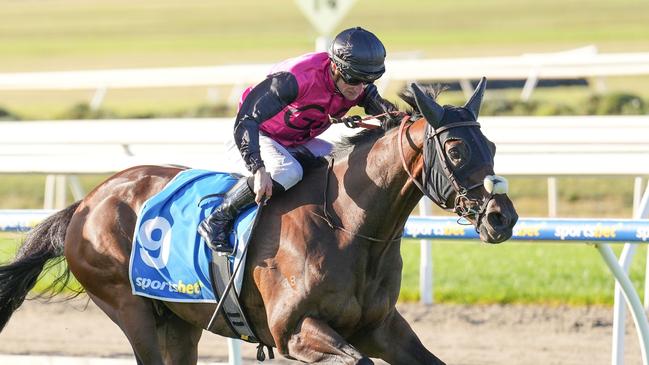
0 91 647 121
0 106 21 121
0 102 236 121
53 102 234 120
480 92 647 116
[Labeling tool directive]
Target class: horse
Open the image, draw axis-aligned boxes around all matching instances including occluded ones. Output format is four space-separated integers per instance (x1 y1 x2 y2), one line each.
0 77 517 365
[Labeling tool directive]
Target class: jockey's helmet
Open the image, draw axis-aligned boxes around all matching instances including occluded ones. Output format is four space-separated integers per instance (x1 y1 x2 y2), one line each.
329 27 386 84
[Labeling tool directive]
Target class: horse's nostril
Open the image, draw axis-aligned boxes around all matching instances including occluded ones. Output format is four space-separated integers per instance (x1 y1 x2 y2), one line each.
487 212 507 228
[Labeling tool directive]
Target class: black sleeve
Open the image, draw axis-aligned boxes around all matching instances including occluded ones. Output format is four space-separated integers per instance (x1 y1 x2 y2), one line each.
234 72 299 173
359 83 398 116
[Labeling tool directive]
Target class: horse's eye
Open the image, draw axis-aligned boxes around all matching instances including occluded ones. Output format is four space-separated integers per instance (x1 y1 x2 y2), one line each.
444 139 469 168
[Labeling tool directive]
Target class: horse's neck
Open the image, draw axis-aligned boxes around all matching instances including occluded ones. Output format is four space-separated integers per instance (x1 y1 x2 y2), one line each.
332 121 426 242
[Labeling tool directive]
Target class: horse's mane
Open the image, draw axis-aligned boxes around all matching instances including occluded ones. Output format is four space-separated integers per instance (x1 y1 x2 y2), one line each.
331 84 444 158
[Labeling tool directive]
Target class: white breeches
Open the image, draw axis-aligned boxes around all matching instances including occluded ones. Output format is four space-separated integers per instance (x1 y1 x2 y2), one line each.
225 135 333 190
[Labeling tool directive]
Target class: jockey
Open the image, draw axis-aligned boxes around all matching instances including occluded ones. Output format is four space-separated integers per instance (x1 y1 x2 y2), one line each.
198 26 400 254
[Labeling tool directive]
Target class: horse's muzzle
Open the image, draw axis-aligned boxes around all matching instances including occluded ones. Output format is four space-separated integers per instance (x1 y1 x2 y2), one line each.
478 195 518 244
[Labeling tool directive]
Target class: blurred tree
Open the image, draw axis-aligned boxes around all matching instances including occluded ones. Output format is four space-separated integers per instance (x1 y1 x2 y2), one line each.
585 93 647 115
57 103 117 120
0 106 20 121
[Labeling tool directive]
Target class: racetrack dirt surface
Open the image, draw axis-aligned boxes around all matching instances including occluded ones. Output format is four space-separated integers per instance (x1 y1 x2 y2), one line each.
0 298 642 365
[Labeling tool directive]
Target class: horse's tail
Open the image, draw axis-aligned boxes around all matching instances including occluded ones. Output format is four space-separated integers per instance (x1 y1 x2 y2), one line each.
0 201 81 332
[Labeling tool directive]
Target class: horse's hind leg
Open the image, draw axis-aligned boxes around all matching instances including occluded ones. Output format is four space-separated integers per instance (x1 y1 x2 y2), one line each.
87 292 166 364
350 309 445 365
284 317 373 364
155 305 203 364
66 194 169 363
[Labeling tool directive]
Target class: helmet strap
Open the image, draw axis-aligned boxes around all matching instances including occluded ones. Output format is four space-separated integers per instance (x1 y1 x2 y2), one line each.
329 63 344 95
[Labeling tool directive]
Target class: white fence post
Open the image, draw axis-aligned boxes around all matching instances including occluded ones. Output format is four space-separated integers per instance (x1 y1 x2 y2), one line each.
611 183 649 365
68 176 86 202
634 177 644 217
418 199 434 305
54 175 67 209
43 175 56 209
90 86 107 110
547 177 558 217
227 339 241 365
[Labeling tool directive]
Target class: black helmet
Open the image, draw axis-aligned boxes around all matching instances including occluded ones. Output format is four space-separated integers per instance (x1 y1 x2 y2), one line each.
329 27 386 84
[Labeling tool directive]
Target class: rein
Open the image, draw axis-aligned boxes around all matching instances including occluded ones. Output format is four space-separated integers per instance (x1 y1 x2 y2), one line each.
398 116 428 200
312 158 402 243
328 112 392 130
312 111 409 243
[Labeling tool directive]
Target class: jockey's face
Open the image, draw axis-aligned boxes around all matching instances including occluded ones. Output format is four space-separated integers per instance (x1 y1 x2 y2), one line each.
331 64 367 101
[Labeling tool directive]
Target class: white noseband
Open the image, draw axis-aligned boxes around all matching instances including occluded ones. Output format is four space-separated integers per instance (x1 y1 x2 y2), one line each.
483 175 509 195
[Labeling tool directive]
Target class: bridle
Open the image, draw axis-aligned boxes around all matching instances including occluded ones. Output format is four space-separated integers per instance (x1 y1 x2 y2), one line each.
397 115 493 229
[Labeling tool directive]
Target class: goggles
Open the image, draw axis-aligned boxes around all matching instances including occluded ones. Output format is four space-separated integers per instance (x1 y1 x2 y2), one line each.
338 70 373 86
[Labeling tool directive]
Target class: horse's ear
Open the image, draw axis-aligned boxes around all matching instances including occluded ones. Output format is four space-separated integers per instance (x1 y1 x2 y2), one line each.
464 77 487 120
411 83 445 128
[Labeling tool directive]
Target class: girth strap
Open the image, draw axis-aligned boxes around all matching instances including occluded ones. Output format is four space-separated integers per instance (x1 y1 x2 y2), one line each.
206 204 275 360
208 253 257 342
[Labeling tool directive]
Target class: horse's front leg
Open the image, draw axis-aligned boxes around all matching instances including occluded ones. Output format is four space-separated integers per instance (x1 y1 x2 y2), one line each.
351 309 446 365
278 316 373 364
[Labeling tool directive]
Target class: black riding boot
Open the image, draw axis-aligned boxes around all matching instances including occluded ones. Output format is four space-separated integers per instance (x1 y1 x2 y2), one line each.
198 177 255 255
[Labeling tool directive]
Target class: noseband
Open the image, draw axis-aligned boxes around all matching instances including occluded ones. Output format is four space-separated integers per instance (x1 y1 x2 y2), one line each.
397 116 493 228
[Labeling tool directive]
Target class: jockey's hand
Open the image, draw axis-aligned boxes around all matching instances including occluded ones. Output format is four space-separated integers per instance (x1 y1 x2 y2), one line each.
253 167 273 205
330 115 362 128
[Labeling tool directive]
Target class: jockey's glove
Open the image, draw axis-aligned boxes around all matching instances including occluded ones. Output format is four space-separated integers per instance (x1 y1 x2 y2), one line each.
329 115 362 128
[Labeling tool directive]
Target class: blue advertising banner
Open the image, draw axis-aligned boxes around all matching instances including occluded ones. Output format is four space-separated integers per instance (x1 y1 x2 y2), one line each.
0 209 55 232
404 216 649 243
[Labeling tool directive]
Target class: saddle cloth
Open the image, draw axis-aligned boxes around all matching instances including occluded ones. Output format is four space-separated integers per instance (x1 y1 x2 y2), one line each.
129 169 258 303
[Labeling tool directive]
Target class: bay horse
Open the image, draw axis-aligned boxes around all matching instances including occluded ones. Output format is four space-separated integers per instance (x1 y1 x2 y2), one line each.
0 78 517 364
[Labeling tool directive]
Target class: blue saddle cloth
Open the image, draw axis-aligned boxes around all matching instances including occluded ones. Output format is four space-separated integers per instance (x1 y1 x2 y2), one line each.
129 169 258 303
